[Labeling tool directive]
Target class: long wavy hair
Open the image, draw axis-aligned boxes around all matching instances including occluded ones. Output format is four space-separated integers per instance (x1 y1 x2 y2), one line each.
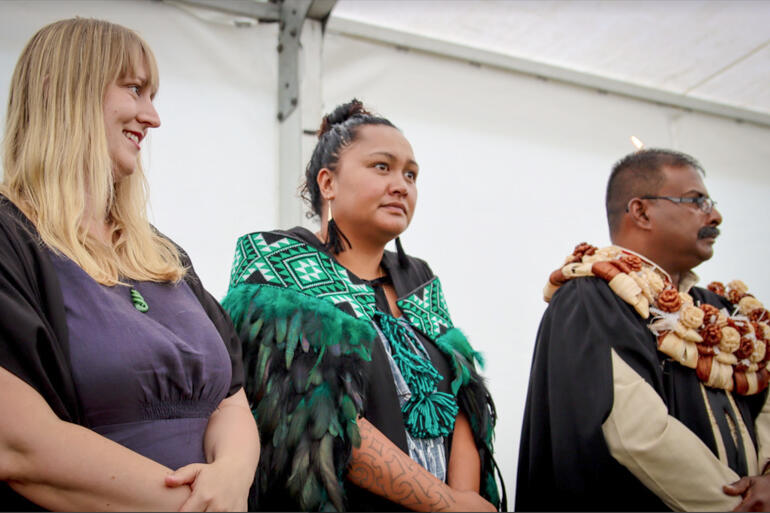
1 18 185 285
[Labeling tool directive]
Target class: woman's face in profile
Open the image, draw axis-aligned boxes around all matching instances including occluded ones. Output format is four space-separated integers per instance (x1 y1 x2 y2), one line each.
102 59 160 181
332 124 419 242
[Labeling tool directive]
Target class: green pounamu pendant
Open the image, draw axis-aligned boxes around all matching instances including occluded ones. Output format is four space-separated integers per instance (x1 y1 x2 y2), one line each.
130 288 149 313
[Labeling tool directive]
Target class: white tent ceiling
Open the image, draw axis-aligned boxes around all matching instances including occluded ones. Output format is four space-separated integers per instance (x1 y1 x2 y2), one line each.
329 0 770 121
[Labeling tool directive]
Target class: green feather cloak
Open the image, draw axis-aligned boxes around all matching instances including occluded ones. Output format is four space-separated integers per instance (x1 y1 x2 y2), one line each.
222 229 505 511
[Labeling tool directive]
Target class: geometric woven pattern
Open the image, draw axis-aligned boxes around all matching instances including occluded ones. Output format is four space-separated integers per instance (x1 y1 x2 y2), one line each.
397 276 454 340
229 232 376 320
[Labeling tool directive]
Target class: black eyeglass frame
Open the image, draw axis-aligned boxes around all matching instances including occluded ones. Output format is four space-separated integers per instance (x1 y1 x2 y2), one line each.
638 195 716 214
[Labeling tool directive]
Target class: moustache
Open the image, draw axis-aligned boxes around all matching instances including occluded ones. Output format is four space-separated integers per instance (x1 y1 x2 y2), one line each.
698 226 720 239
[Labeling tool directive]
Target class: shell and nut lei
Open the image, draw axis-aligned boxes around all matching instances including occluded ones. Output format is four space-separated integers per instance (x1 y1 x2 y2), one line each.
545 243 770 396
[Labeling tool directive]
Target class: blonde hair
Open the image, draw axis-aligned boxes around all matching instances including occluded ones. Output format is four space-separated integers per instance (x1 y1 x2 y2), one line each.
1 18 185 285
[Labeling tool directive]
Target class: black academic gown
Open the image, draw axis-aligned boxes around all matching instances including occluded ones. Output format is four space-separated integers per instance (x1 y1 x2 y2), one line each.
0 197 243 511
516 276 767 511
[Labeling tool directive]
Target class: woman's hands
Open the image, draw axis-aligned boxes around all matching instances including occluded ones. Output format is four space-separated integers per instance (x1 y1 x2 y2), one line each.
165 388 259 512
165 459 250 512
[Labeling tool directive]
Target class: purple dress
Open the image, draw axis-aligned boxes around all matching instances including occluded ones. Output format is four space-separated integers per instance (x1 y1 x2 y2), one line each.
49 252 232 470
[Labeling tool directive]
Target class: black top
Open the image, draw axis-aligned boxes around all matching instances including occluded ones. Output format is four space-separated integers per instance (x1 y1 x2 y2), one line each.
0 197 243 510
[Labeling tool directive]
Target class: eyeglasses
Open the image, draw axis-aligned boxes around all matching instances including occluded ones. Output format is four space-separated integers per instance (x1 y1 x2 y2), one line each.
639 195 716 214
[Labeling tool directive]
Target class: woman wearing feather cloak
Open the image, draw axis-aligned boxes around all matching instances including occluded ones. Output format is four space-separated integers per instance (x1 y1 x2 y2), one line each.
222 99 505 511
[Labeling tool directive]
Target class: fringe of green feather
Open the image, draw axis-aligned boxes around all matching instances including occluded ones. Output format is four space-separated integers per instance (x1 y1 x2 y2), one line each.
222 283 502 510
223 283 375 368
222 283 377 511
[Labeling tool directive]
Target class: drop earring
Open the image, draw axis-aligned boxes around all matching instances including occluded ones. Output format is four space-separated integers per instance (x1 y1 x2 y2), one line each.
325 200 351 254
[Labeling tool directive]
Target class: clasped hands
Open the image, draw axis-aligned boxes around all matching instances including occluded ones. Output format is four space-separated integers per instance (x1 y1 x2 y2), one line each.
165 458 251 512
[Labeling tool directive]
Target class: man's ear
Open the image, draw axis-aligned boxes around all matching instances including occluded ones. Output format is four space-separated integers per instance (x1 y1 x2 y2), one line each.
626 198 653 231
317 168 336 201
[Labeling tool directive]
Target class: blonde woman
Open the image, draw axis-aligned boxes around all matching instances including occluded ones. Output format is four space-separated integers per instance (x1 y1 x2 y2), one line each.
0 18 258 511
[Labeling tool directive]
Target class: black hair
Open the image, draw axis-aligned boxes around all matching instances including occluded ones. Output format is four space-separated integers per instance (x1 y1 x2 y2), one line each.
605 148 704 235
300 99 396 218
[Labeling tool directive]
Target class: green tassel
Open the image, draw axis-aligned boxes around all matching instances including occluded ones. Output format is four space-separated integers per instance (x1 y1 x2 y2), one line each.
403 391 459 438
374 312 457 439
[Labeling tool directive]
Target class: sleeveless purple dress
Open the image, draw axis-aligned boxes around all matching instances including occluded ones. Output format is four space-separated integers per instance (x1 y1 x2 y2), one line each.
49 252 232 469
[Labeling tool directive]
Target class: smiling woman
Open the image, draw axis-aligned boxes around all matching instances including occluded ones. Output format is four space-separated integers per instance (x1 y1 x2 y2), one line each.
0 18 259 511
102 69 161 180
221 99 506 512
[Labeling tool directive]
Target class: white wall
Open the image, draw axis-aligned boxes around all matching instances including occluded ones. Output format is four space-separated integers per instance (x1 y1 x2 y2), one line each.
0 0 278 298
321 31 770 497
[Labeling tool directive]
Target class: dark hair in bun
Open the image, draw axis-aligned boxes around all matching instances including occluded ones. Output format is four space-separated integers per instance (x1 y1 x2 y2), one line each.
300 99 396 217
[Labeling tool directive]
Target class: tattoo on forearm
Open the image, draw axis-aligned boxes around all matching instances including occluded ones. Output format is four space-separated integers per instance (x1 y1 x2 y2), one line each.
366 427 386 458
347 420 455 511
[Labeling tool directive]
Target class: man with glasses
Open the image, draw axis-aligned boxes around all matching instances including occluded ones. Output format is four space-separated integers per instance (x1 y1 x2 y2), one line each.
516 149 770 511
